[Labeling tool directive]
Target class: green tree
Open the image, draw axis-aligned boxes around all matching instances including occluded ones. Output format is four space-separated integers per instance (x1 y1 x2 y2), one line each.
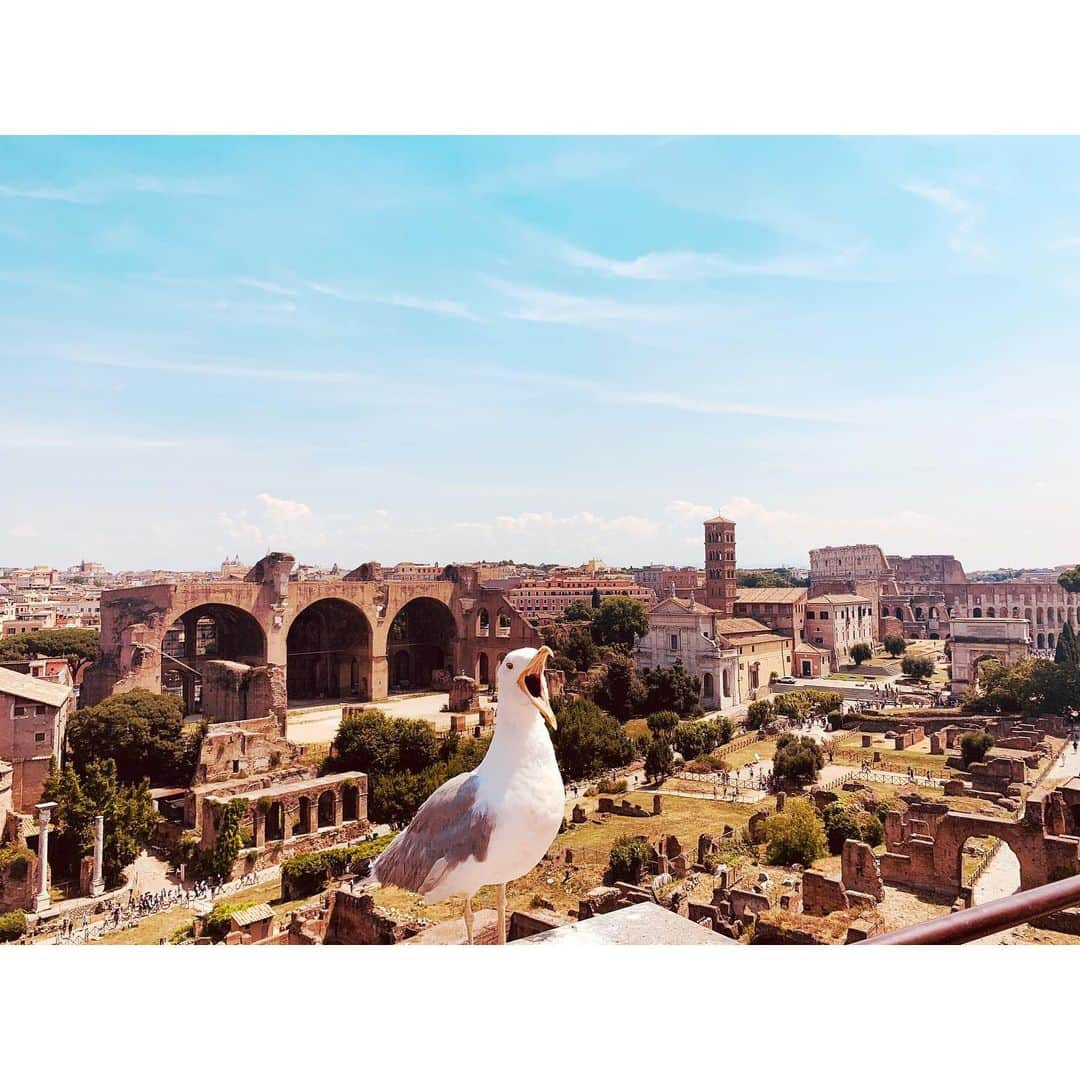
0 627 99 680
960 730 994 768
1058 566 1080 593
66 689 197 787
1055 621 1080 666
901 655 936 681
646 710 680 740
562 600 595 623
763 799 826 866
330 709 438 775
562 623 600 672
850 642 873 666
591 596 649 649
551 697 633 781
591 587 602 609
641 662 701 718
592 655 646 722
42 757 157 886
882 634 906 658
644 736 675 783
772 733 824 786
745 698 775 730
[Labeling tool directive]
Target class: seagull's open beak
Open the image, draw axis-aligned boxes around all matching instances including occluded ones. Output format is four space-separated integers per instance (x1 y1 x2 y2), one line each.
517 645 556 730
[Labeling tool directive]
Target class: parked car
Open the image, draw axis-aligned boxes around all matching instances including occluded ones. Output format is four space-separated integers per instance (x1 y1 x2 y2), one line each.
775 675 797 685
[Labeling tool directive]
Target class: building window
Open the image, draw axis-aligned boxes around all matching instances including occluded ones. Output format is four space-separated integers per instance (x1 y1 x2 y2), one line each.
13 705 27 717
670 634 679 651
34 731 46 742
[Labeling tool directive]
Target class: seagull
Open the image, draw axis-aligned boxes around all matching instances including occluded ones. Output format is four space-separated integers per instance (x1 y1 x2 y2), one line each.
370 645 565 944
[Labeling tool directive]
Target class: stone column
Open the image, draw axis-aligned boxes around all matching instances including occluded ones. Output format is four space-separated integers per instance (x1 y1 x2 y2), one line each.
91 813 105 897
34 801 57 912
252 808 266 849
333 791 343 827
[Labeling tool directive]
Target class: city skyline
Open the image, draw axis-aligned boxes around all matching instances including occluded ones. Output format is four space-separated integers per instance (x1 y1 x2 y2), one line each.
4 136 1080 570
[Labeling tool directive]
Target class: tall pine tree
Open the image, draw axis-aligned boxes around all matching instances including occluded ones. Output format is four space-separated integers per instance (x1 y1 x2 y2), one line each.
1055 621 1080 666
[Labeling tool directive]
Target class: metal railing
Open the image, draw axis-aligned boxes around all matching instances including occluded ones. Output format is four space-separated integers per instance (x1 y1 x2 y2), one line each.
855 874 1080 944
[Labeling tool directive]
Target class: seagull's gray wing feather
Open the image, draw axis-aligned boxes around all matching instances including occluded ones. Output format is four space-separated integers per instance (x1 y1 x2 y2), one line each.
372 771 493 896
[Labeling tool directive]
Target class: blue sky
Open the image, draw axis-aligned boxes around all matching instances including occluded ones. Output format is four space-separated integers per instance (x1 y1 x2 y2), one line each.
2 136 1079 572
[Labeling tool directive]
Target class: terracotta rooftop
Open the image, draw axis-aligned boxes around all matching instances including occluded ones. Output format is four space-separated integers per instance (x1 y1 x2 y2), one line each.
736 587 808 604
808 593 872 605
703 515 735 525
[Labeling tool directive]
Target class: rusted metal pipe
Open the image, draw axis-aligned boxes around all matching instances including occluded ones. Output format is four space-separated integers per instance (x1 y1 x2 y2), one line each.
856 874 1080 944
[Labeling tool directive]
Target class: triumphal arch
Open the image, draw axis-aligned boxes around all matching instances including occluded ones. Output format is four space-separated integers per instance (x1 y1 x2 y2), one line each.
81 553 541 731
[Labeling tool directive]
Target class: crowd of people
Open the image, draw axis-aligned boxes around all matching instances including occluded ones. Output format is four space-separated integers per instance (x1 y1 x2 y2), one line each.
19 870 267 945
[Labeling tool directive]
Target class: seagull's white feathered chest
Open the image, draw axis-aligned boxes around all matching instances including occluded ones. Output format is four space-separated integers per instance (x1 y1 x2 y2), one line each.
478 724 565 881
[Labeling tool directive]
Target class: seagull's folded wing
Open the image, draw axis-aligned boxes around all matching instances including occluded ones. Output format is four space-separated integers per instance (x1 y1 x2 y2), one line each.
372 771 493 896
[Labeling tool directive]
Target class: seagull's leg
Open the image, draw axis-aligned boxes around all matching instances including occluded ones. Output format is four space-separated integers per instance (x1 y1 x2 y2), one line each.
463 894 474 945
496 883 507 945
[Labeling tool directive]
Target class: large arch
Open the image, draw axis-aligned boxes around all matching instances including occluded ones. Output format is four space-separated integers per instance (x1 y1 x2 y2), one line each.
286 598 373 703
386 596 456 692
162 602 267 715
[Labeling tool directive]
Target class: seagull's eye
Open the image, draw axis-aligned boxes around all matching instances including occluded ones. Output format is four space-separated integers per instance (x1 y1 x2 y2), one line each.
506 663 513 670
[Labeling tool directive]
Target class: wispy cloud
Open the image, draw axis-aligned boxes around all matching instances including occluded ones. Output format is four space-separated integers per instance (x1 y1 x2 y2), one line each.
0 175 228 205
561 242 862 282
489 367 846 423
0 183 92 203
900 179 988 260
0 427 191 450
488 279 690 326
68 352 361 384
235 277 301 297
307 281 479 321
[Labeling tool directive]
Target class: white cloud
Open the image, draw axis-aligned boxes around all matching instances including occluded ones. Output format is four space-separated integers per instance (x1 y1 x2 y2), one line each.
666 499 717 522
561 242 861 282
256 493 313 524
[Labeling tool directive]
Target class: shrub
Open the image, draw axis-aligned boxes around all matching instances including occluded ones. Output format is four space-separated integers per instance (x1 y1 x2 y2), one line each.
856 810 884 848
902 655 936 681
821 803 862 855
960 730 994 768
280 834 395 898
0 845 33 881
608 834 653 884
826 710 845 731
763 800 826 867
883 634 906 658
0 909 27 942
597 778 627 795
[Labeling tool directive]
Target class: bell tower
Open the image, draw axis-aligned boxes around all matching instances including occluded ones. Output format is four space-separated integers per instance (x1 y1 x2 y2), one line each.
704 514 736 617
